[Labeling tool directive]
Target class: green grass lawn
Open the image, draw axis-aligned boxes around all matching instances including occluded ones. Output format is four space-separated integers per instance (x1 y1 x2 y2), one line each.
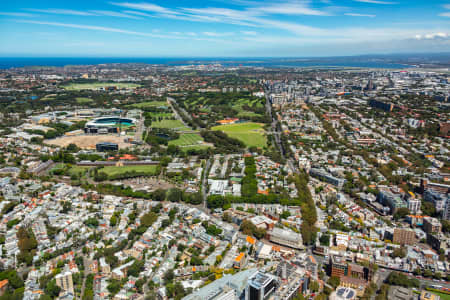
50 163 65 172
130 101 168 108
146 112 173 118
184 95 263 116
152 119 188 130
101 165 159 176
169 133 204 146
76 97 94 104
68 165 91 177
41 95 56 101
181 145 212 151
425 290 450 300
62 82 140 91
212 122 267 148
237 111 261 118
231 98 264 113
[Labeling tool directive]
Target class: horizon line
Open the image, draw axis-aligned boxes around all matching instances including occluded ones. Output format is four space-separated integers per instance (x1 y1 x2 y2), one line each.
0 52 450 59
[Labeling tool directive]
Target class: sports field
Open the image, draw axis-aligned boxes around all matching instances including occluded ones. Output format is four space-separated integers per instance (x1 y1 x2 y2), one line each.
62 82 140 91
212 122 267 148
68 165 91 177
45 135 131 149
146 112 173 118
182 145 212 151
151 119 189 130
41 95 56 101
76 97 94 104
50 163 65 173
101 165 159 176
182 94 265 118
237 111 261 118
426 291 450 300
130 101 168 108
169 133 204 146
232 98 264 109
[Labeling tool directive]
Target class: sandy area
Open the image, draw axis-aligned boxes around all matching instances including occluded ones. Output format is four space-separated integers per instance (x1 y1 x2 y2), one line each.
45 135 132 149
117 177 177 191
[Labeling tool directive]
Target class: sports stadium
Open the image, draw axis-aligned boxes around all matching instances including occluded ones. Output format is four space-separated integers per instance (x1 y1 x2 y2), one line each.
85 116 136 133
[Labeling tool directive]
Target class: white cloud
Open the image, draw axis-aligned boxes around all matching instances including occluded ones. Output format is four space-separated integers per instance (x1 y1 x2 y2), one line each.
179 7 323 34
109 2 329 34
112 2 433 42
254 3 330 16
110 2 176 14
229 0 332 15
163 8 257 27
122 10 154 17
345 13 376 17
440 12 450 17
111 2 330 27
27 8 145 19
415 32 448 40
28 9 96 16
203 32 234 37
444 4 450 10
15 20 230 43
255 18 326 36
17 20 184 39
89 10 142 19
159 12 223 23
182 7 256 20
22 1 446 50
64 41 106 47
174 5 437 44
0 12 34 17
353 0 396 4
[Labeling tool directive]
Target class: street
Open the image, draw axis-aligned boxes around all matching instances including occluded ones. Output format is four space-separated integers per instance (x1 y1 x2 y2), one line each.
264 86 285 159
167 96 192 129
201 158 212 211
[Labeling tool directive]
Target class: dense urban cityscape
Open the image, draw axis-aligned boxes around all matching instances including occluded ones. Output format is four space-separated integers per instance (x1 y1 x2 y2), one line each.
0 61 447 300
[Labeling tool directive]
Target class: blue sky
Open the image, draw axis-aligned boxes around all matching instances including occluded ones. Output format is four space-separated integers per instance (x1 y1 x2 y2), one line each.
0 0 449 57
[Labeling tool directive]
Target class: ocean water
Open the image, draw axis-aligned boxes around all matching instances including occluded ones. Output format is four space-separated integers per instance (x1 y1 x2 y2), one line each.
0 57 412 69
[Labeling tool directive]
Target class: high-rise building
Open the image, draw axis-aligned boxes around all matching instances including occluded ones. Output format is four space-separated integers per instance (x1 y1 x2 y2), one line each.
444 198 450 221
309 168 346 189
369 99 394 112
407 197 421 214
245 272 277 300
393 228 416 245
55 271 74 294
348 263 365 280
214 286 238 300
424 189 448 212
330 255 349 278
269 227 304 250
377 188 407 213
440 122 450 136
330 256 374 282
422 179 450 194
423 217 442 234
99 257 111 274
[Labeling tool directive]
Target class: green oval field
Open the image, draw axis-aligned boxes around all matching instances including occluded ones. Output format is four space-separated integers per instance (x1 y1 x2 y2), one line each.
211 122 267 148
